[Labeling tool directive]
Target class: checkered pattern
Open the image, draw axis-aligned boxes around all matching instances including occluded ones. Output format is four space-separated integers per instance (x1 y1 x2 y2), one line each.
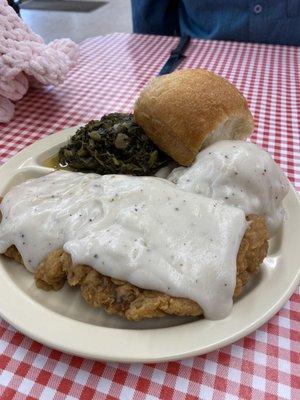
0 33 299 400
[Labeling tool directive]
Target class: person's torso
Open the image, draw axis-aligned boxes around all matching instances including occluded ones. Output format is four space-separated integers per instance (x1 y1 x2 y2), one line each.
179 0 300 45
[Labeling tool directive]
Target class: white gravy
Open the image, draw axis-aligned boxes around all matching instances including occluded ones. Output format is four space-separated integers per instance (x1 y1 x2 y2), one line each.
0 171 248 319
169 140 289 237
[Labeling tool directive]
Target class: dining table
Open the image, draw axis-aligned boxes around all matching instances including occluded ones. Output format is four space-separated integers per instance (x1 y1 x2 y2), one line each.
0 33 299 400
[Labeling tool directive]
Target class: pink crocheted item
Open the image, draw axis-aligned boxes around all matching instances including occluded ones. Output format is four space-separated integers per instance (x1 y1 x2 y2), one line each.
0 0 78 123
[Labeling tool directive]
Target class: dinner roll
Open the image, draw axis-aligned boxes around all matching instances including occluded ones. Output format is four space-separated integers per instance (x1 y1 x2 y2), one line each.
134 69 254 166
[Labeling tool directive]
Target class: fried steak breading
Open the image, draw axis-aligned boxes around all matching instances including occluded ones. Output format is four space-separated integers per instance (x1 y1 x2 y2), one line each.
3 215 268 321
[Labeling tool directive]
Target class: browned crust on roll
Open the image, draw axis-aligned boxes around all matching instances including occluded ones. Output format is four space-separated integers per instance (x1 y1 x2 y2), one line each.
2 215 268 321
134 69 254 166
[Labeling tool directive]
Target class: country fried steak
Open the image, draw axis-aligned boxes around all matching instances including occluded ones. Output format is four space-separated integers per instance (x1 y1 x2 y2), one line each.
2 215 268 321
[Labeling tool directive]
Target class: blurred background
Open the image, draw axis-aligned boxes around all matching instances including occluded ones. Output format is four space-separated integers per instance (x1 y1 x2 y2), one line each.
11 0 132 42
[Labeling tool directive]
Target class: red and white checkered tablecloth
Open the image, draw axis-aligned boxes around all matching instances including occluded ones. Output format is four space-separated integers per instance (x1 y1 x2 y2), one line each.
0 33 299 400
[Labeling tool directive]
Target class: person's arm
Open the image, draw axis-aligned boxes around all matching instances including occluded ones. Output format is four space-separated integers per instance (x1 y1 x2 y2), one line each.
131 0 180 36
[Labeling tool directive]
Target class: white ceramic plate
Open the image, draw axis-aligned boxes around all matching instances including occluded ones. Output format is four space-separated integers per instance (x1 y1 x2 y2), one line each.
0 127 299 363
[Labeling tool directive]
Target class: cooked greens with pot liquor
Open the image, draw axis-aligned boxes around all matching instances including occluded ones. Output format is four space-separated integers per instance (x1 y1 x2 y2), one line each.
58 113 171 176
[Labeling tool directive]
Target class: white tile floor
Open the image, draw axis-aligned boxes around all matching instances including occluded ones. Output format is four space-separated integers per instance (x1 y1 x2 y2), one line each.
21 0 132 43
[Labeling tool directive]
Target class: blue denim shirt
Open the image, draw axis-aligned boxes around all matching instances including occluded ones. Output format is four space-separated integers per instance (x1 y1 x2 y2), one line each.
131 0 300 46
